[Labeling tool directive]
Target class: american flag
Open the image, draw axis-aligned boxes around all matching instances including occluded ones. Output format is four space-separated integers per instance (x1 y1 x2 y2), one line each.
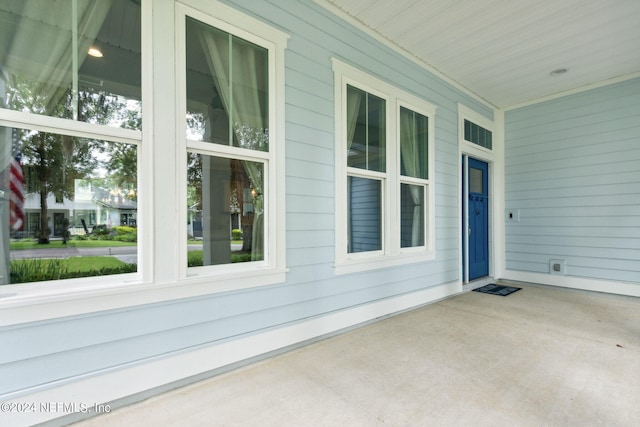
9 128 24 231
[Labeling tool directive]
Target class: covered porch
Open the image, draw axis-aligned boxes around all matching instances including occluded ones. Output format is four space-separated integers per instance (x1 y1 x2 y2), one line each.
72 282 640 426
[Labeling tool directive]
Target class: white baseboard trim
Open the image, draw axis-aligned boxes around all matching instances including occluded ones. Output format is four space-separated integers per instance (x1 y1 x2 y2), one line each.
3 280 461 426
502 270 639 297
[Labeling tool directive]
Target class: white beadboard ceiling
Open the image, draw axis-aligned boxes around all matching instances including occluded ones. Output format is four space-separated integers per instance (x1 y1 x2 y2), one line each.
317 0 640 108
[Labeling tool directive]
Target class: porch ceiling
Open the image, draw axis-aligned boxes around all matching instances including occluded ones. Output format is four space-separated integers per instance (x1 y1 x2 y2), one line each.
317 0 640 108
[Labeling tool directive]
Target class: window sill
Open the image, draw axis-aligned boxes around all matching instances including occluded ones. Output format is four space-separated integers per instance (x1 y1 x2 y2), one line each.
334 251 436 275
181 267 288 293
0 268 287 327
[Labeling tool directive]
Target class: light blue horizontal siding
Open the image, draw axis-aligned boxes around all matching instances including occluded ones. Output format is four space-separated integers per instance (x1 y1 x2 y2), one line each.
505 77 640 284
0 0 493 398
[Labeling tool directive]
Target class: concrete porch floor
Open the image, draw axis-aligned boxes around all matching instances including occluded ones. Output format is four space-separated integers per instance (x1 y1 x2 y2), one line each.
73 282 640 426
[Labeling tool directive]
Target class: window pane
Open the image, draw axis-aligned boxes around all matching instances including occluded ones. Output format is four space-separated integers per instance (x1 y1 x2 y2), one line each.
347 175 382 253
401 183 425 248
400 107 428 179
185 17 269 151
1 126 138 284
464 119 492 150
0 0 142 129
346 85 385 172
470 167 483 194
187 153 264 266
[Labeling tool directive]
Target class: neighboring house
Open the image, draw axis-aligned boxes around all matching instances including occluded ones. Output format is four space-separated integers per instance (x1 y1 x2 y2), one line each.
20 179 138 238
0 1 637 425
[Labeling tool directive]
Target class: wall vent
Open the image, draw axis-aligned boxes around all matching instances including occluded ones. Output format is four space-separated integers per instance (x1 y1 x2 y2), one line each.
549 259 566 275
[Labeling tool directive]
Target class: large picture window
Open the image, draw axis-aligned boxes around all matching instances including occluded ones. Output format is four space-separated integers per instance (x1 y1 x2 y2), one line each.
334 60 435 273
0 0 141 285
179 5 286 282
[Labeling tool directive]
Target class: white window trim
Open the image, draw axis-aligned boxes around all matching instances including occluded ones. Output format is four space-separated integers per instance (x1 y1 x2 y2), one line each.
0 0 289 326
175 3 288 287
458 104 495 159
333 59 436 275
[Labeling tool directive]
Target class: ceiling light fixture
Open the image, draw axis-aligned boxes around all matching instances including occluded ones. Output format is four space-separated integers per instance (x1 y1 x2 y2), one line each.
550 68 568 77
88 47 103 58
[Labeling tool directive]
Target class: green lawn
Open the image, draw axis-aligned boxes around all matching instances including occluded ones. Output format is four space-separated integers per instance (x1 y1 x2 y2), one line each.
10 240 137 250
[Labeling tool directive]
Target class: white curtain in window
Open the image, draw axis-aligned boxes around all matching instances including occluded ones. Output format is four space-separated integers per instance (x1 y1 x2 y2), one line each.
197 28 266 260
346 86 362 152
1 0 112 114
400 109 424 246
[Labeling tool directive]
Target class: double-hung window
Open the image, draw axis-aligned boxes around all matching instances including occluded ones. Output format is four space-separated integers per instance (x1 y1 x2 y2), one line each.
177 5 287 287
334 60 435 274
0 0 141 286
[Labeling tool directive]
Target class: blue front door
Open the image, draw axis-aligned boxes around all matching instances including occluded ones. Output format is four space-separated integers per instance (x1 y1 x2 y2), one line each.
467 158 489 280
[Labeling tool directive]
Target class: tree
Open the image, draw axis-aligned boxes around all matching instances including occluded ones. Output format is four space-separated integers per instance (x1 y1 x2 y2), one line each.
7 78 123 243
20 130 100 243
103 107 140 200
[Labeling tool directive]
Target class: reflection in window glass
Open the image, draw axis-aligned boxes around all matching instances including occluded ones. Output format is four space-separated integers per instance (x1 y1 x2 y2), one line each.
185 17 268 151
0 0 142 129
400 183 425 248
0 126 138 284
347 85 386 172
400 107 428 179
187 153 264 266
348 175 382 253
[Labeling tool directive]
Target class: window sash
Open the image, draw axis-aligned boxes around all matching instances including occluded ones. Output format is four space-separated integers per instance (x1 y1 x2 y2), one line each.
185 16 269 152
347 174 384 254
0 0 142 129
0 124 139 285
346 85 386 172
400 182 426 248
400 106 428 180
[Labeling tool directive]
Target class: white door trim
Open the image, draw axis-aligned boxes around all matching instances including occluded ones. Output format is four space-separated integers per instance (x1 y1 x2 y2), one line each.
457 104 504 285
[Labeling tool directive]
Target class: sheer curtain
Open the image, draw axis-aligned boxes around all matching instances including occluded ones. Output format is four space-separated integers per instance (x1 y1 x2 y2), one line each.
400 108 424 247
346 85 362 153
1 0 112 116
196 27 267 260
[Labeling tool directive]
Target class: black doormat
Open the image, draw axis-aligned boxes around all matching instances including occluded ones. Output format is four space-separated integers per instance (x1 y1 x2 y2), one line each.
473 284 521 296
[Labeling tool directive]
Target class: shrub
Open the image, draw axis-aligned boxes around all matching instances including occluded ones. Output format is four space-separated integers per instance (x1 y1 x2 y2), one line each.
185 251 263 267
231 229 243 240
187 250 203 267
113 226 136 235
114 233 137 242
93 224 110 237
61 264 137 279
9 258 136 284
111 225 137 242
10 259 69 283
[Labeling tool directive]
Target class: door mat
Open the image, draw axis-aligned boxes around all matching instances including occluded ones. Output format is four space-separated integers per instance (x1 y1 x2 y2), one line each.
472 284 521 296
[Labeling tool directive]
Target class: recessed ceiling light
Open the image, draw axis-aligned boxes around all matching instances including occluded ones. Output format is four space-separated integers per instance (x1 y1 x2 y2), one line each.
88 47 103 58
550 68 568 76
